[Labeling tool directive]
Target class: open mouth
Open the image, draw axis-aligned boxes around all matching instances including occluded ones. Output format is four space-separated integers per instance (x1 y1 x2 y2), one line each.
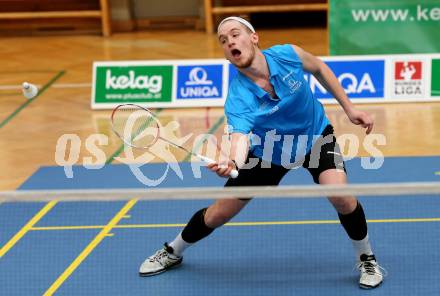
231 49 241 58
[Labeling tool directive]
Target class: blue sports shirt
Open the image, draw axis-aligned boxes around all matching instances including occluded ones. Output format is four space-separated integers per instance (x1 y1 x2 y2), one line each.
225 44 330 166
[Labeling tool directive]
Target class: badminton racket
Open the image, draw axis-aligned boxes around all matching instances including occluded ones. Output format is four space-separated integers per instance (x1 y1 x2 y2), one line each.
110 103 238 178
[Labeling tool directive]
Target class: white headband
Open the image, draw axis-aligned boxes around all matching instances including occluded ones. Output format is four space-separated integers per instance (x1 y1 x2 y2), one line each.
217 16 255 33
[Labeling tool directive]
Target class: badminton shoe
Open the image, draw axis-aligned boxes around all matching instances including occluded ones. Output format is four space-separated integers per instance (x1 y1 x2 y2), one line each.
139 243 183 276
357 254 385 289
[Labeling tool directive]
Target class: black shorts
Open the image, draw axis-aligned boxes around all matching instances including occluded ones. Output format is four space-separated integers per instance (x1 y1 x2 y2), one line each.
225 125 346 192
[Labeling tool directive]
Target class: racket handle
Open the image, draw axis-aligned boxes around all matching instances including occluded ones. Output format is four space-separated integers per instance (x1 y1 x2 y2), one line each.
229 168 239 179
197 155 239 179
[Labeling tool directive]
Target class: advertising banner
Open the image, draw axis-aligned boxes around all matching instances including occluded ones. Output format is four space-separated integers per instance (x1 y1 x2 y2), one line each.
431 59 440 97
91 54 440 109
330 0 440 55
94 65 173 104
391 59 426 99
306 60 385 101
176 65 223 100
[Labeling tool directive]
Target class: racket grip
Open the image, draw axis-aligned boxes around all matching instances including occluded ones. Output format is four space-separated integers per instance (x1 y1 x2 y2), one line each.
229 169 239 179
197 155 239 179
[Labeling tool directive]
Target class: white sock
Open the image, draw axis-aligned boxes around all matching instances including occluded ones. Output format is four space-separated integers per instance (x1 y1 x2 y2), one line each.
351 234 373 260
169 233 192 257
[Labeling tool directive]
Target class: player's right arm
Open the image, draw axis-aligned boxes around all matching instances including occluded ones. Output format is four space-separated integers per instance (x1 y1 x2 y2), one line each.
208 132 249 177
209 77 256 177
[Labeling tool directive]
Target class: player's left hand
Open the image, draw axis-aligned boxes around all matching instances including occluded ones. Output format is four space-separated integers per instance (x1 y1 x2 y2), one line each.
347 109 374 134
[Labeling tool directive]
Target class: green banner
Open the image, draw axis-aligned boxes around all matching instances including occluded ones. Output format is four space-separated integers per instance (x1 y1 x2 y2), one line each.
94 65 173 103
330 0 440 55
432 59 440 97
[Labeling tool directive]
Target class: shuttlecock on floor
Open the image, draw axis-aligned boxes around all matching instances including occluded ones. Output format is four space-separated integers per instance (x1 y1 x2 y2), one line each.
22 82 39 99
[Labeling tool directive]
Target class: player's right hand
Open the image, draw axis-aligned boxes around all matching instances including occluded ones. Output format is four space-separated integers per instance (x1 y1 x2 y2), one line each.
207 160 237 178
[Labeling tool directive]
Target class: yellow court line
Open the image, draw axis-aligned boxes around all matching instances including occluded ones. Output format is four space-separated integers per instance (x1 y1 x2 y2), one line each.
29 217 440 232
43 199 137 296
0 201 57 258
114 223 186 228
32 225 103 231
369 218 440 223
227 220 339 226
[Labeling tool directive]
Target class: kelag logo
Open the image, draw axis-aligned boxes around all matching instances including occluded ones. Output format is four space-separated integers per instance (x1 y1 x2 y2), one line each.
95 65 173 103
176 65 223 99
306 60 385 99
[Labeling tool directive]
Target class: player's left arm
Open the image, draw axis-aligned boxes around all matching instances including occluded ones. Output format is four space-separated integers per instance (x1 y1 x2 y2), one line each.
292 45 374 134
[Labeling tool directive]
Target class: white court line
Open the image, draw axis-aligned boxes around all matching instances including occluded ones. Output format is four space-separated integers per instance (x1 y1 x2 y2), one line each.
0 85 31 90
0 83 91 90
52 83 91 88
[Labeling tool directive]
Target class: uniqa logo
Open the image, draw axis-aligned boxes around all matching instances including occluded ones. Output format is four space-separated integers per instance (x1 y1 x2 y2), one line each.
180 67 220 97
308 73 376 94
105 70 162 93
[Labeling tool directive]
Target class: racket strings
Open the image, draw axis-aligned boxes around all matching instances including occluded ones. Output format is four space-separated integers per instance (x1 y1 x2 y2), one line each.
112 106 160 148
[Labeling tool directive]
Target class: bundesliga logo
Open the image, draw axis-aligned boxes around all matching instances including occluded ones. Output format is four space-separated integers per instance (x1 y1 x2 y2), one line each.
393 61 424 97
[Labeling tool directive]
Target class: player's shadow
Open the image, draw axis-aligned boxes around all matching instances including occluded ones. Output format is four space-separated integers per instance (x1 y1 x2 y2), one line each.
184 255 356 291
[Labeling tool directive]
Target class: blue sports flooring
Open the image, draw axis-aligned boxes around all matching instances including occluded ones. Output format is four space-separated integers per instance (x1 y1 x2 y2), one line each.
1 156 440 295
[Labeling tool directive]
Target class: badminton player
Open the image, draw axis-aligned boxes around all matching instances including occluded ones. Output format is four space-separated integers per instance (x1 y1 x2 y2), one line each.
140 16 384 289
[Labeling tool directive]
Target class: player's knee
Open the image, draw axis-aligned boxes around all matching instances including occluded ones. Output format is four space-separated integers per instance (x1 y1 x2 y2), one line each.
328 196 357 214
